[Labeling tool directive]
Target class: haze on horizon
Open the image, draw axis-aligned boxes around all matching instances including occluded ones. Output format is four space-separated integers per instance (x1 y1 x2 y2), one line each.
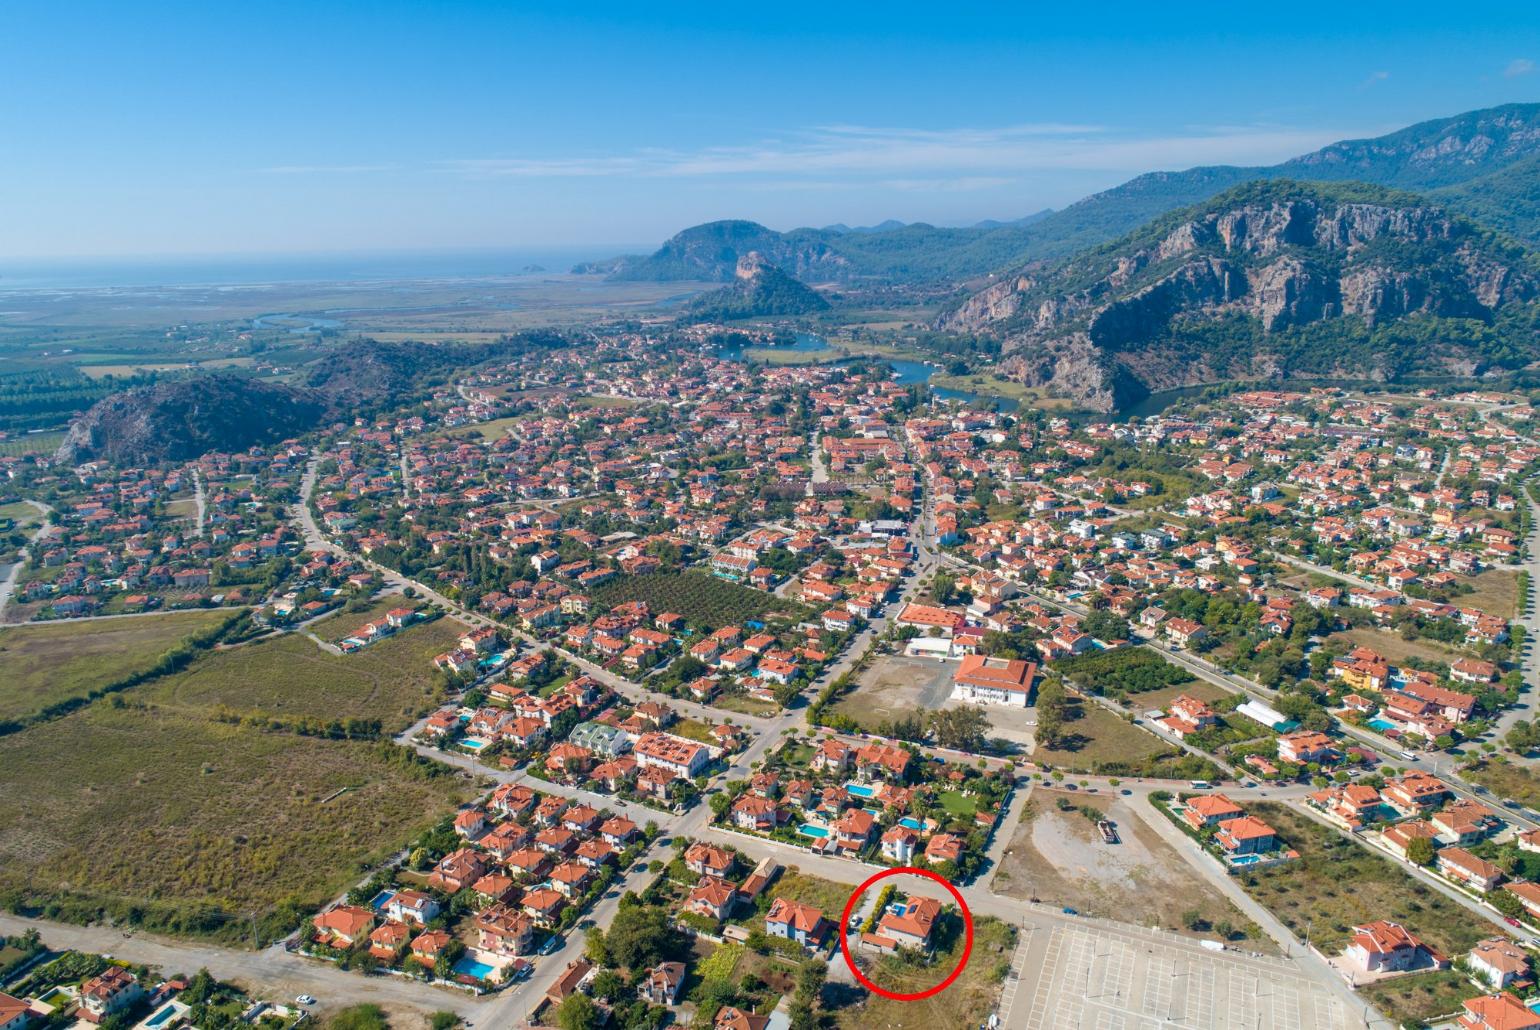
4 0 1540 262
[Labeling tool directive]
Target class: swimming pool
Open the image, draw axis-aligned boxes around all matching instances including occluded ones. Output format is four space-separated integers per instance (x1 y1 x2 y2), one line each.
144 1004 180 1029
898 817 924 830
453 956 497 981
460 737 489 751
845 782 875 799
1229 854 1265 867
369 889 397 912
1368 718 1397 732
798 824 830 839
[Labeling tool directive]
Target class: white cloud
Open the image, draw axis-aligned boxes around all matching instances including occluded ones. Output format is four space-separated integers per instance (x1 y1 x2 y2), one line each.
1506 58 1536 78
1362 70 1391 87
439 122 1363 183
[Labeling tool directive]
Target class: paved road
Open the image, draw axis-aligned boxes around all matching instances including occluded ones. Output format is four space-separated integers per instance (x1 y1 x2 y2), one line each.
0 500 54 620
193 468 207 538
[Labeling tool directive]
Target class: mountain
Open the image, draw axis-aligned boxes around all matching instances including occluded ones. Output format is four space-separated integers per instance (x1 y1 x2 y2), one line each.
59 332 572 465
56 375 326 465
686 253 830 320
579 104 1540 286
940 180 1540 410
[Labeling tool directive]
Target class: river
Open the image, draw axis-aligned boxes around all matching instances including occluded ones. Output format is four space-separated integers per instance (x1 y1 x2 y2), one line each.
717 333 1019 411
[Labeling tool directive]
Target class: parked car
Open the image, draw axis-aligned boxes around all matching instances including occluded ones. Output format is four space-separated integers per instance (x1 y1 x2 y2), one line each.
296 996 317 1006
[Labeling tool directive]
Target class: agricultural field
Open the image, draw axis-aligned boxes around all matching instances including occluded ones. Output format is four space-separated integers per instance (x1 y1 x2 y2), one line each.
139 605 461 734
1051 647 1195 701
592 571 804 628
0 699 472 944
0 609 235 725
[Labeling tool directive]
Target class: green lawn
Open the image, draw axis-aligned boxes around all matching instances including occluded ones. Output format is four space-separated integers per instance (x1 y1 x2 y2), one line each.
935 789 979 818
139 606 460 733
0 610 235 725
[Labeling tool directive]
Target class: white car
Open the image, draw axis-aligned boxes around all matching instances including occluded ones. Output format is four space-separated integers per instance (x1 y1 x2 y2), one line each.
296 996 317 1006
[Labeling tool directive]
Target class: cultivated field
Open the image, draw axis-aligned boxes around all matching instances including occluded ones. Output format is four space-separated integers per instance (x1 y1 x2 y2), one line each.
139 606 461 733
0 610 234 725
992 792 1273 951
592 571 803 628
0 700 472 943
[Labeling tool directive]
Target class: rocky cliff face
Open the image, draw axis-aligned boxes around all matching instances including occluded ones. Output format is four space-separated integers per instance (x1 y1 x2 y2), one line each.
57 375 326 465
942 181 1540 409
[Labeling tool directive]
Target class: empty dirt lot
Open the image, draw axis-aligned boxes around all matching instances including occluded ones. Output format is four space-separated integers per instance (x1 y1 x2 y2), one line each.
993 790 1273 952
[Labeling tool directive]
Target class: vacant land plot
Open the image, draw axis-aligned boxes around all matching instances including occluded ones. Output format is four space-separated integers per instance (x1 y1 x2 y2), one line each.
1460 568 1520 619
0 701 471 943
0 610 233 725
836 915 1014 1030
1360 969 1478 1027
1463 759 1540 810
140 608 460 733
1137 679 1233 712
431 415 529 441
1326 627 1464 666
993 793 1273 951
830 654 954 730
768 867 855 919
1236 804 1492 1021
593 572 803 628
1032 701 1171 769
0 501 43 528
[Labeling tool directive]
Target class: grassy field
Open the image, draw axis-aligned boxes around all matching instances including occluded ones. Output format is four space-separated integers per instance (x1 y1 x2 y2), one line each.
1136 679 1233 712
1460 568 1520 619
1463 759 1540 809
0 699 472 943
430 415 529 441
0 610 234 725
1326 627 1465 666
1237 804 1493 985
1359 970 1479 1027
767 867 856 919
140 606 461 733
0 433 65 457
834 915 1014 1030
592 571 803 628
0 500 43 528
1032 701 1173 769
928 371 1075 409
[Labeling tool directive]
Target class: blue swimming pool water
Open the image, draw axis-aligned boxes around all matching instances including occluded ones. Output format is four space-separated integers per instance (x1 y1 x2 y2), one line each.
1230 854 1264 866
1368 718 1396 732
369 889 397 912
145 1004 179 1029
798 824 830 838
898 817 924 830
845 782 875 799
453 956 496 980
461 738 489 751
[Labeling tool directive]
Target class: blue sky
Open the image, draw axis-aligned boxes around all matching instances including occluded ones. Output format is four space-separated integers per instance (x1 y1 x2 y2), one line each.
3 1 1539 259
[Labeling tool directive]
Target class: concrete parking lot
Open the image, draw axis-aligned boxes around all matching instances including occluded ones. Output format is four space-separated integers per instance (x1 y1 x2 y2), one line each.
1008 922 1364 1030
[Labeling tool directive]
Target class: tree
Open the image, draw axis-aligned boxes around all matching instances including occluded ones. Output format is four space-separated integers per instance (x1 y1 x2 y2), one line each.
602 904 685 971
1405 835 1436 867
929 707 991 752
557 994 601 1030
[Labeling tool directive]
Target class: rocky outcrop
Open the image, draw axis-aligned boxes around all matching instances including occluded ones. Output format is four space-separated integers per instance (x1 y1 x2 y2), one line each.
942 180 1540 409
685 253 830 319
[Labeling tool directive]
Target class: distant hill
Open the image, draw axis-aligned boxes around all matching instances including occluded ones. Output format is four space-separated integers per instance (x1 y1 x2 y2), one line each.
686 253 830 320
579 103 1540 285
58 331 571 465
939 180 1540 410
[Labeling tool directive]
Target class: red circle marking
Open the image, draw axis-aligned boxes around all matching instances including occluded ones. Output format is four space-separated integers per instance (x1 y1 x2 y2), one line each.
837 866 974 1002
